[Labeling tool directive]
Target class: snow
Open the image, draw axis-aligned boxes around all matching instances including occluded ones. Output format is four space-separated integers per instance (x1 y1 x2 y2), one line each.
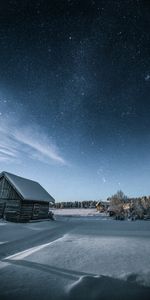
0 241 8 244
23 218 150 298
5 236 65 260
0 217 150 299
31 230 150 285
52 208 105 216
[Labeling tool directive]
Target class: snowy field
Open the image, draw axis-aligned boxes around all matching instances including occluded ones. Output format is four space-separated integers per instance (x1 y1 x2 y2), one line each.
52 208 106 217
52 208 99 215
0 217 150 299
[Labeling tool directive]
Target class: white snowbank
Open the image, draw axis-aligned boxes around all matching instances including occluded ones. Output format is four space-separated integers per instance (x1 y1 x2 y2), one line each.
66 274 150 300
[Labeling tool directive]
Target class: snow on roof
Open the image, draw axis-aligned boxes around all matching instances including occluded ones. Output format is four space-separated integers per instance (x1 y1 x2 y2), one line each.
0 171 55 203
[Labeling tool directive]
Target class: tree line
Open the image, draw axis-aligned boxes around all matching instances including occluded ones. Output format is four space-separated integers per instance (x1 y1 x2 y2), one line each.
107 190 150 220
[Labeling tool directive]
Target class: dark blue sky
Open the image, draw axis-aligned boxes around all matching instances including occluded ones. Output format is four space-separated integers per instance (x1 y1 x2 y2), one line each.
0 0 150 201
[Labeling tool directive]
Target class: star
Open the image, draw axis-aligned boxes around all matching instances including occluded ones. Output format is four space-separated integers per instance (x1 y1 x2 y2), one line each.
102 177 106 183
0 0 149 201
145 74 150 81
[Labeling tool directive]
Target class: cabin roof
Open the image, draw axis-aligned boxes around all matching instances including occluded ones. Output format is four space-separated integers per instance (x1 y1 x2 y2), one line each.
0 171 55 203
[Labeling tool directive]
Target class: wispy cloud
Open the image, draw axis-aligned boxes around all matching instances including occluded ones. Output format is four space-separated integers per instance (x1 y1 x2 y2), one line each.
0 147 17 157
0 117 66 165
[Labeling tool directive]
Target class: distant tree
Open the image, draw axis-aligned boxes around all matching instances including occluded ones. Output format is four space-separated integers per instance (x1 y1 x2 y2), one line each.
131 197 150 219
130 198 143 219
112 190 128 201
108 190 128 218
109 190 127 204
141 196 150 212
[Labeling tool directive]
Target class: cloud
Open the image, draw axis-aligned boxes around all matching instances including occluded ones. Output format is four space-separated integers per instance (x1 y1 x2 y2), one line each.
0 118 66 165
0 147 17 157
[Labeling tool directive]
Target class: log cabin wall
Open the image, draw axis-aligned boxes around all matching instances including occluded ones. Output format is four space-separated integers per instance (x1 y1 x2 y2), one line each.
20 201 49 221
0 176 21 221
20 201 33 222
31 202 49 220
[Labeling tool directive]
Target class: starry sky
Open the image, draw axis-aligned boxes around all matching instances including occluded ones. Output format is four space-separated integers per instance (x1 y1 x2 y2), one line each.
0 0 150 201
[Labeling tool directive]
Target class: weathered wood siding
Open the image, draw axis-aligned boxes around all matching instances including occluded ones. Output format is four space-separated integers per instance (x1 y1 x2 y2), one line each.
20 201 33 222
0 202 5 218
0 177 20 200
31 202 49 220
0 176 21 221
38 202 49 219
4 200 21 222
19 201 49 221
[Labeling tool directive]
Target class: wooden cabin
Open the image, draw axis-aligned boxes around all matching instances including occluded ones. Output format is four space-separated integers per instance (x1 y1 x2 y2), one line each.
0 171 55 222
96 201 109 212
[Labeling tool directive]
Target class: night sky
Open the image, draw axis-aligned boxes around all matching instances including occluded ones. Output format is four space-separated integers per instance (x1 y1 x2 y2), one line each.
0 0 150 201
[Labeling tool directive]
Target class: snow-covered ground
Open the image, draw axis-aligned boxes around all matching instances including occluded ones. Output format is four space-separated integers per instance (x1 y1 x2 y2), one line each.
29 218 150 285
52 208 105 216
0 217 150 299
